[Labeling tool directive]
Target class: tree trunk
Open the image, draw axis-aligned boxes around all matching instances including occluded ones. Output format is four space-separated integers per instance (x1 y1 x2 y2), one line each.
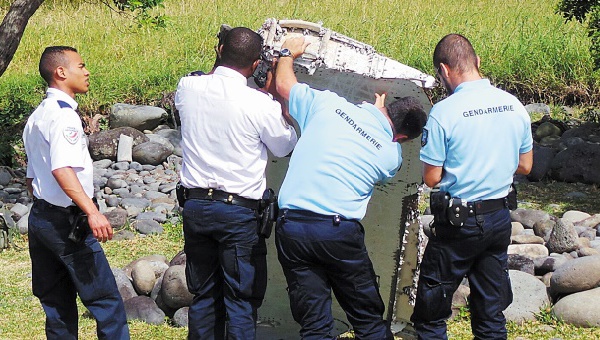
0 0 45 77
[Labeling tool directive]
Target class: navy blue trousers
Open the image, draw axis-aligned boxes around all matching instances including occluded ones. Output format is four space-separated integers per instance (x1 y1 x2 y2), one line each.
28 199 129 340
275 209 393 340
411 208 513 340
183 199 267 340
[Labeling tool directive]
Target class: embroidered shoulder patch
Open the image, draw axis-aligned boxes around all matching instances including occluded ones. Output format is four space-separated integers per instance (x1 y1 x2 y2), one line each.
63 126 80 144
421 128 428 147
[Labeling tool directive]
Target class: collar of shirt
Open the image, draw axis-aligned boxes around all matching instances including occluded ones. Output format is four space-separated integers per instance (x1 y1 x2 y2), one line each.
46 87 78 110
357 103 393 137
454 78 491 94
213 66 248 86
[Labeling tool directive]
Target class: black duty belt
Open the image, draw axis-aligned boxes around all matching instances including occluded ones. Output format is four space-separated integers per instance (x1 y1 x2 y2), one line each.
280 209 356 226
187 188 259 210
467 197 507 216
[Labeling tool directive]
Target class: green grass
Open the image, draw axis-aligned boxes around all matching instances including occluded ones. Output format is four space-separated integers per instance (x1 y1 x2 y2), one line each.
0 0 597 113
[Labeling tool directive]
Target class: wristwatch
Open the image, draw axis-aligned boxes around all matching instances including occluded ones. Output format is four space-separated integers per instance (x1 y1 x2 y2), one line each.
279 48 294 59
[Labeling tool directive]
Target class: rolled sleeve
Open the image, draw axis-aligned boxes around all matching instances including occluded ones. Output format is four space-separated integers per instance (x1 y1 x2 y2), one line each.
419 117 446 166
520 118 533 154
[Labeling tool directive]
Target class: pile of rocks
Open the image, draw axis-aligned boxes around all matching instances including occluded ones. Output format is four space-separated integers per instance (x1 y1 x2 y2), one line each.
0 103 184 238
525 103 600 185
114 252 191 326
421 208 600 327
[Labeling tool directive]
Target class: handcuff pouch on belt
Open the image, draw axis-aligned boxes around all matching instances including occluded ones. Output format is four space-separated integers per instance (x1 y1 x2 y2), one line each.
430 190 468 227
68 198 98 243
258 188 278 238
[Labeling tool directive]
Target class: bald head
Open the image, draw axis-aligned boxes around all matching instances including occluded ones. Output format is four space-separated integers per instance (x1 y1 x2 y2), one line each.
39 46 78 85
433 34 478 74
220 27 262 70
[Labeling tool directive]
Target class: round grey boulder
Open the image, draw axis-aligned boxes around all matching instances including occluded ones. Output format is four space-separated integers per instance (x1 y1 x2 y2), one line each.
146 134 175 153
110 103 168 132
173 307 189 328
504 270 550 322
533 219 555 242
124 296 165 325
0 168 13 186
550 255 600 294
131 260 158 296
511 209 551 229
511 222 525 236
112 268 137 302
104 208 128 230
160 265 193 310
553 287 600 327
562 210 591 225
134 219 164 235
123 255 168 280
132 142 172 166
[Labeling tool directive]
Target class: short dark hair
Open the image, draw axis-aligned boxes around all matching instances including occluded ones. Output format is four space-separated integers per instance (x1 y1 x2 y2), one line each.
433 34 478 74
219 27 262 69
39 46 78 85
387 96 428 140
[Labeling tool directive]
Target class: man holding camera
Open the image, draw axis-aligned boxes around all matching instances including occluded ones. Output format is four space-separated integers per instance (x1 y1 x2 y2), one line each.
274 37 428 339
411 34 533 339
23 46 129 339
175 27 297 339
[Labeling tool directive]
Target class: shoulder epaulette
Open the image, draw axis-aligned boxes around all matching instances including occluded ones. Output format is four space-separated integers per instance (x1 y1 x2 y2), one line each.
56 100 73 110
186 70 206 77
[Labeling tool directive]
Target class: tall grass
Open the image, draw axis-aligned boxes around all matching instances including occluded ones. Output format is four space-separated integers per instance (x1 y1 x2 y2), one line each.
0 0 596 114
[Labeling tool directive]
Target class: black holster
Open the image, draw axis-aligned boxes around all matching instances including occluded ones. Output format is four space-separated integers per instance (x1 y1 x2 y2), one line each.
258 188 278 238
430 190 450 225
507 183 518 210
68 199 98 243
176 181 188 208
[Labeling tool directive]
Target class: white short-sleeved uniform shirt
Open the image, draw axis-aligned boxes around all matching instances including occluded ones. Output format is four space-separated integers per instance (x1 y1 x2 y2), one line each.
175 66 298 200
23 88 94 207
278 83 403 220
420 79 533 201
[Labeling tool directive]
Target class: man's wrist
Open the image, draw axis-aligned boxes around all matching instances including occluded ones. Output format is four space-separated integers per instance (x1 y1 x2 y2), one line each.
279 48 295 59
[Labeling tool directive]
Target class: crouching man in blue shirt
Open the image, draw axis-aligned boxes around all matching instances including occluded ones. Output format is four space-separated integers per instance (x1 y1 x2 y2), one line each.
274 37 428 339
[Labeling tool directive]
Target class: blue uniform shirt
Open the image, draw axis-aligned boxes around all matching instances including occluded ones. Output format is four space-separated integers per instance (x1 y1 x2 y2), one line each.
278 83 402 220
420 79 533 201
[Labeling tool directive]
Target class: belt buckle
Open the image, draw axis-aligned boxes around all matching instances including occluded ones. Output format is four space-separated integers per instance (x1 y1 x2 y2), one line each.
207 188 213 199
227 194 233 203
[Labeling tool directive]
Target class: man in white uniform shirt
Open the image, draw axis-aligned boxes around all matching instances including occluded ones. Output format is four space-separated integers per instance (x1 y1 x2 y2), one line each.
175 27 297 339
23 46 129 339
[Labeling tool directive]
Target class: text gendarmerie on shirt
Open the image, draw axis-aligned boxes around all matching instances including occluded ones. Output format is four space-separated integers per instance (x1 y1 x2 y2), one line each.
335 108 383 150
462 104 515 118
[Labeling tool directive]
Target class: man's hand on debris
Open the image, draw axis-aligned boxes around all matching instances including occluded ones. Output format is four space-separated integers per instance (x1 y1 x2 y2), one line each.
281 37 310 59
